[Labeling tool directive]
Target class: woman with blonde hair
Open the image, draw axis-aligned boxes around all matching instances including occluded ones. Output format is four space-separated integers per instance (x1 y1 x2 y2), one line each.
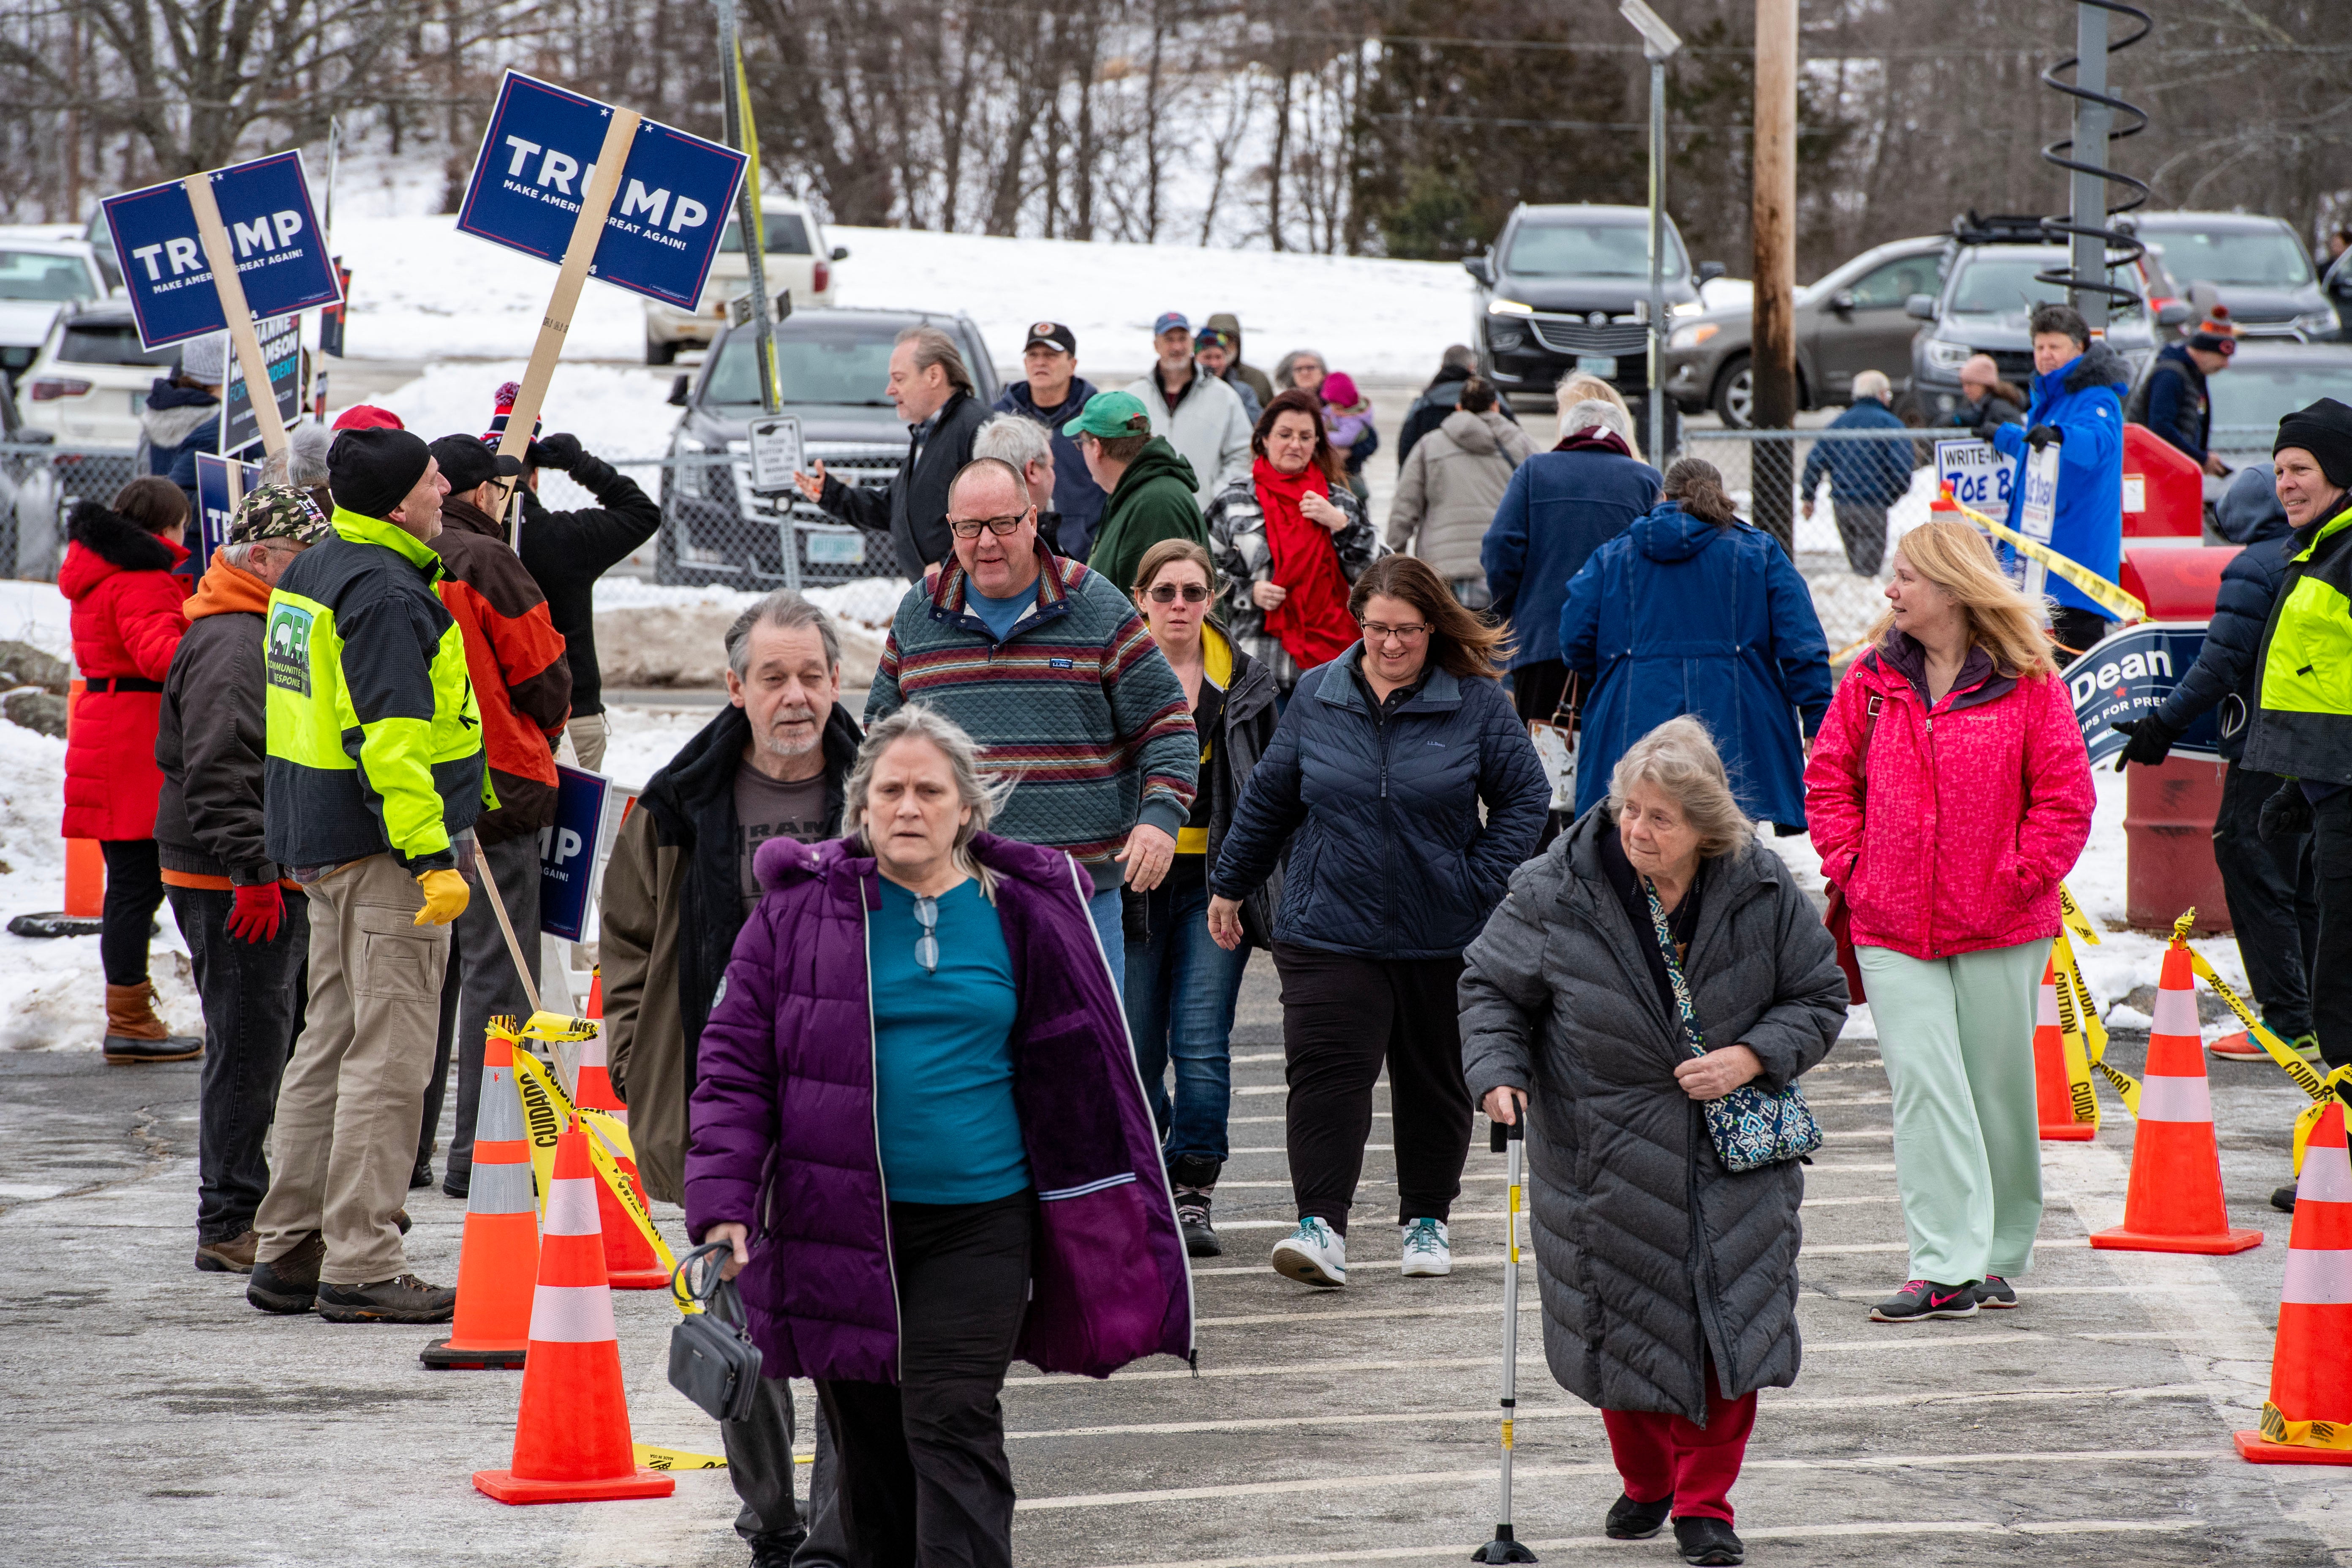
1804 519 2093 1324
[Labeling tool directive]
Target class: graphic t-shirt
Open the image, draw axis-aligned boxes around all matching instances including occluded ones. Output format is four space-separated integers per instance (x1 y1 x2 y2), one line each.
735 763 831 912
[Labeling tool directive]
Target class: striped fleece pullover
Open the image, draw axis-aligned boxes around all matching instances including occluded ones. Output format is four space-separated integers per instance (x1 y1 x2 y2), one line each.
866 545 1197 887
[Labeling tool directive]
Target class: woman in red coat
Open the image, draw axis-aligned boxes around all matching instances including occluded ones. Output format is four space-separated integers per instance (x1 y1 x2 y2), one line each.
60 477 201 1061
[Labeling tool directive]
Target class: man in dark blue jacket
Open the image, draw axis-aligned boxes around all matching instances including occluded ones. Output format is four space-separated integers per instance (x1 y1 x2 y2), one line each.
991 321 1103 559
2125 313 2236 477
1797 370 1914 576
2112 462 2317 1065
1994 304 2131 656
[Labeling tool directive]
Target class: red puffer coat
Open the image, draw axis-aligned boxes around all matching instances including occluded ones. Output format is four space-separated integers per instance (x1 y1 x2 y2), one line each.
59 501 190 840
1804 635 2093 961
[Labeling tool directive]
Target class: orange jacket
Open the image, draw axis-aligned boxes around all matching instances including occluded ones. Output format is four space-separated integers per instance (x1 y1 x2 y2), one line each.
433 495 571 844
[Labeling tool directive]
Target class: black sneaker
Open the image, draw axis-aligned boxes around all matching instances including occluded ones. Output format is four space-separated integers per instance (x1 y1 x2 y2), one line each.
1174 1186 1222 1258
2275 1186 2298 1214
1974 1275 2020 1310
1606 1492 1672 1540
247 1231 325 1314
316 1274 457 1324
442 1174 470 1202
411 1156 433 1190
1869 1279 1979 1322
1674 1516 1744 1566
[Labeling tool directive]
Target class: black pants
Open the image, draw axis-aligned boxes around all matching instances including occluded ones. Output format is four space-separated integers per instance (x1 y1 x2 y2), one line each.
1511 659 1571 727
2050 607 2110 662
1832 498 1889 576
2310 791 2352 1070
817 1193 1034 1568
723 1374 849 1565
1272 943 1473 1235
416 945 464 1174
168 885 310 1242
99 838 165 986
2214 765 2319 1040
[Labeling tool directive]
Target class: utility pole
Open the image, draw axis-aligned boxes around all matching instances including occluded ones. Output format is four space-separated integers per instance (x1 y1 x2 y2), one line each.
1620 1 1681 471
1750 0 1797 553
2068 1 2111 334
716 0 780 416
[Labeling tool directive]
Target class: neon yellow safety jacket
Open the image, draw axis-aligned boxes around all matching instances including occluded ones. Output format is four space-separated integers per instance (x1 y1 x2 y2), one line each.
2244 500 2352 787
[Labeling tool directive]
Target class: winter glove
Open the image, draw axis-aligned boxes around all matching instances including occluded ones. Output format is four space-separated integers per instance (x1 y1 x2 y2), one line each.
2109 715 2182 772
2261 783 2316 844
2025 423 2061 453
1972 419 2009 446
224 881 285 945
528 432 583 472
414 868 471 927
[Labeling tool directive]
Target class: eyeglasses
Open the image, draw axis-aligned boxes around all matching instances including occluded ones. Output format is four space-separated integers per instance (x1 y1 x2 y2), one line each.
1146 583 1211 604
1360 621 1431 645
913 895 939 975
947 512 1030 539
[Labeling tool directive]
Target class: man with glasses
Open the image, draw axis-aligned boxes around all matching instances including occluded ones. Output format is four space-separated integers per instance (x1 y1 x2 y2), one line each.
866 457 1198 991
1069 389 1210 592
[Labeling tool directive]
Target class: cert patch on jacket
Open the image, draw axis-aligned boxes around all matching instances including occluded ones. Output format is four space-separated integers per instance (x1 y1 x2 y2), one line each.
265 603 313 696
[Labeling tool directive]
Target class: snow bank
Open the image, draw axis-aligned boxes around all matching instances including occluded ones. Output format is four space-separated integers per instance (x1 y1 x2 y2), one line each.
0 580 71 658
590 575 903 693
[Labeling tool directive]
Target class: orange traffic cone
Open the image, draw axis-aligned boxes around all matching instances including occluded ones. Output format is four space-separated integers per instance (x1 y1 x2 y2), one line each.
2237 1098 2352 1465
422 1026 539 1369
584 965 603 1021
472 1119 673 1505
2034 956 2095 1142
2090 941 2264 1255
573 1020 670 1290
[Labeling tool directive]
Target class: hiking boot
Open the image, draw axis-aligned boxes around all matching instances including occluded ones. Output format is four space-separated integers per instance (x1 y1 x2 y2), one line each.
1973 1275 2020 1310
247 1231 325 1314
102 981 202 1064
442 1174 470 1202
195 1228 259 1274
2275 1186 2299 1214
1173 1186 1222 1258
1869 1279 1979 1322
411 1155 434 1190
1605 1493 1672 1541
393 1208 411 1235
1673 1516 1745 1566
1270 1217 1347 1288
1400 1217 1452 1277
749 1535 805 1568
316 1274 457 1324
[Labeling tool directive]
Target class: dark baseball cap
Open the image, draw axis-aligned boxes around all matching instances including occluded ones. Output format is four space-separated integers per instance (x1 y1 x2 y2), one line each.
1024 321 1077 355
327 427 434 519
427 435 525 496
1152 312 1191 338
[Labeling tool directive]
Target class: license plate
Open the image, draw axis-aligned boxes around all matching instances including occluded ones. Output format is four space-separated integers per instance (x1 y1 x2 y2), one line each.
1576 355 1617 379
805 531 864 565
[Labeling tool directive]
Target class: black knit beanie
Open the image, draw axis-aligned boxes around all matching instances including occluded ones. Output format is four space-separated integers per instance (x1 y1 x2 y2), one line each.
327 427 433 519
2275 398 2352 490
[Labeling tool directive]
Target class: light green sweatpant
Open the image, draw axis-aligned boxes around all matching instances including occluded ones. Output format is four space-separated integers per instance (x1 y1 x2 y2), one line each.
1857 937 2052 1286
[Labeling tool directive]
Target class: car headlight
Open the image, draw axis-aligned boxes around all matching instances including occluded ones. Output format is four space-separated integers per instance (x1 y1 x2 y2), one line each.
1670 299 1707 318
1669 322 1720 350
1924 338 1972 372
1486 298 1535 317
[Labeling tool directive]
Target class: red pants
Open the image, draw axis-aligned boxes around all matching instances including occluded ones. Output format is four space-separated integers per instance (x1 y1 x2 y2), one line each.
1599 1366 1758 1524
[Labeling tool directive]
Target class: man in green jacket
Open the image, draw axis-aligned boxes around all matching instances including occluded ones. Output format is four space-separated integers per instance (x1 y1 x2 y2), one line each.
247 426 489 1325
1070 390 1210 595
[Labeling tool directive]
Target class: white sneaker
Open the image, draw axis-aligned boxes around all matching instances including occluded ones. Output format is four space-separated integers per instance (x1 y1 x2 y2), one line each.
1270 1217 1348 1287
1400 1217 1451 1277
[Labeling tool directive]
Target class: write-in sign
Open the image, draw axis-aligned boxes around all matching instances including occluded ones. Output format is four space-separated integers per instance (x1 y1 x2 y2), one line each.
220 314 304 458
100 152 343 349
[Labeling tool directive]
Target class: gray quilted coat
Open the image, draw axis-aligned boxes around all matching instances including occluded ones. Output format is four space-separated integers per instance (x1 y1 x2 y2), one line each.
1459 806 1847 1421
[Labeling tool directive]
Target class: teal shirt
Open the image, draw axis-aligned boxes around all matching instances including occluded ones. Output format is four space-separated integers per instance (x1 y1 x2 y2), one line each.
968 584 1032 642
868 877 1030 1204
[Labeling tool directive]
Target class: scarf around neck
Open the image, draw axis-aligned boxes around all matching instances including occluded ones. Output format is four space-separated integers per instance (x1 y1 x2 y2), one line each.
1252 455 1356 671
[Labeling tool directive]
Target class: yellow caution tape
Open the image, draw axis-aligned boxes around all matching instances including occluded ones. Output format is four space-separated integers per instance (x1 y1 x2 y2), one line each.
2262 1402 2352 1453
2058 882 2100 946
1944 487 2147 623
2185 950 2328 1102
511 1049 692 1316
576 1104 683 1286
2055 929 2139 1117
635 1443 727 1470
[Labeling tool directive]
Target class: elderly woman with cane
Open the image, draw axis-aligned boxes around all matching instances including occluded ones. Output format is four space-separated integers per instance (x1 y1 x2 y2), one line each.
1460 718 1848 1567
686 705 1192 1568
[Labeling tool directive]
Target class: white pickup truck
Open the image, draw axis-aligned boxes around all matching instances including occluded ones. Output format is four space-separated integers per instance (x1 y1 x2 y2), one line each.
641 196 846 363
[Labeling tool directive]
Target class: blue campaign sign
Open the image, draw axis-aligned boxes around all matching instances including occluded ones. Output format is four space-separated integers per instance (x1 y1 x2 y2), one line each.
541 764 625 941
101 152 343 349
192 452 264 577
2065 622 2221 766
457 71 748 311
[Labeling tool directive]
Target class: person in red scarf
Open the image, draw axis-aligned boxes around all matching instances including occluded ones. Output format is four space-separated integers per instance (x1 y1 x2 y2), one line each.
1206 389 1384 701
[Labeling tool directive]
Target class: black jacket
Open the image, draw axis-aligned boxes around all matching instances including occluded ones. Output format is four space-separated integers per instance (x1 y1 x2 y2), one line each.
155 576 274 885
1125 637 1283 947
818 389 988 579
1397 368 1516 468
517 454 659 718
2154 469 2295 762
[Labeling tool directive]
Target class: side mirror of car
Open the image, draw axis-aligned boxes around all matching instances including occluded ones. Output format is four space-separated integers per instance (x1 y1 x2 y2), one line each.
1462 253 1494 287
667 373 690 408
2156 300 2191 327
1904 293 1938 321
1697 260 1727 284
1829 289 1858 314
830 246 849 262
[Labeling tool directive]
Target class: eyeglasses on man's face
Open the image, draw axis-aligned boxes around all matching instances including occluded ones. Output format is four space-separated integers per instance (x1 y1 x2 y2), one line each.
1359 621 1430 645
1146 583 1211 604
947 511 1031 539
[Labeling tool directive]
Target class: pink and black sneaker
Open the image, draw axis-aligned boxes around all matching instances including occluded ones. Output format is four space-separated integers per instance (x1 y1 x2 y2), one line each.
1869 1279 1980 1322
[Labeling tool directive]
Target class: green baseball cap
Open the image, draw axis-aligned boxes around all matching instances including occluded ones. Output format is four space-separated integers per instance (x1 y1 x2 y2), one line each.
1062 390 1152 440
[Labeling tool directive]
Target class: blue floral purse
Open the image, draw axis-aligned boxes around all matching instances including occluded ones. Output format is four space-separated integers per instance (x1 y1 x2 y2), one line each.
1642 878 1821 1173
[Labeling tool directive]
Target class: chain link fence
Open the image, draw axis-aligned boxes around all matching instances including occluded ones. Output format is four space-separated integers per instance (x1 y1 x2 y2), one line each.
629 441 905 593
0 443 147 581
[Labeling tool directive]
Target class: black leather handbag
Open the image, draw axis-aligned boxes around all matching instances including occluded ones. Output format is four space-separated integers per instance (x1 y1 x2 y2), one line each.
668 1243 764 1423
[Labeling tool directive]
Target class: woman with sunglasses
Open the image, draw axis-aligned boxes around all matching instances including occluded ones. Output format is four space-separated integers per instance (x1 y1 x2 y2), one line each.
1124 538 1282 1258
688 704 1193 1568
1209 554 1549 1287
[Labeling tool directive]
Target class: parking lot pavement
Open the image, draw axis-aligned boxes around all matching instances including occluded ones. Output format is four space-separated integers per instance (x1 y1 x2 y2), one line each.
9 957 2352 1566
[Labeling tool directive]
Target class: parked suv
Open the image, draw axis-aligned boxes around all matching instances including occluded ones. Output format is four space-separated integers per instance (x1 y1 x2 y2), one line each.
658 307 997 588
2119 211 2336 341
0 237 109 380
1464 203 1722 451
642 195 847 363
14 302 178 447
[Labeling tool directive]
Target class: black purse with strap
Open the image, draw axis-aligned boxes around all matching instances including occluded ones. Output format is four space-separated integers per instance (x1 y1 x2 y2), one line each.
668 1242 764 1423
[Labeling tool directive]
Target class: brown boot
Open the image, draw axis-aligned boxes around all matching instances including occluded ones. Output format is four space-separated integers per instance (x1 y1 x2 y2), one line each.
103 982 202 1064
195 1228 260 1274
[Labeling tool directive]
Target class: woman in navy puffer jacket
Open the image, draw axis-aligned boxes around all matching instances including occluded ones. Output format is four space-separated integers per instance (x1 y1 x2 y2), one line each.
1210 554 1547 1291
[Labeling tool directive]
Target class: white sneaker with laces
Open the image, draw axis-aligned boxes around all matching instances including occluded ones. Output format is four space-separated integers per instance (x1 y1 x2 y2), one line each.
1270 1217 1348 1287
1400 1217 1451 1277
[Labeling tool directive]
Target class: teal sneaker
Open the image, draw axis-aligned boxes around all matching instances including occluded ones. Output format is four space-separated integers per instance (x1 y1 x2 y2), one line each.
1270 1217 1347 1287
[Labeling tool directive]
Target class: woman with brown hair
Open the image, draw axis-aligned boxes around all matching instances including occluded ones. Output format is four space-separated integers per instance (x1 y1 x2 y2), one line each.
1204 387 1384 700
1209 554 1549 1287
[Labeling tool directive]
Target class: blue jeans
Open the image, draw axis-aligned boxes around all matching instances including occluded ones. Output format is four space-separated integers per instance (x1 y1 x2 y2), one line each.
1088 882 1126 996
1122 871 1248 1166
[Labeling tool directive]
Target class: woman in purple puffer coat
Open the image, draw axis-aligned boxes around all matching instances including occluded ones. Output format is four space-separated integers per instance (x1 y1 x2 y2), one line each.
687 703 1193 1568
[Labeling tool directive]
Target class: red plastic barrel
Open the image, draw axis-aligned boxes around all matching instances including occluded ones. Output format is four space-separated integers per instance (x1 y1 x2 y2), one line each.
2112 544 2239 934
2122 424 2203 537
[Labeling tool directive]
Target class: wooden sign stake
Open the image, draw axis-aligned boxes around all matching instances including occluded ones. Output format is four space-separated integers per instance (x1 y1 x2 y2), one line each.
182 172 289 459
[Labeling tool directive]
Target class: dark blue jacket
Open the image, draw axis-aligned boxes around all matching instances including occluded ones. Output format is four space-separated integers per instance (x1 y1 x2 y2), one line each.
1560 500 1833 829
2134 345 2211 466
1798 397 1913 506
1209 646 1549 960
1994 343 2129 620
1482 446 1662 669
994 377 1104 560
2154 464 2293 762
145 379 219 491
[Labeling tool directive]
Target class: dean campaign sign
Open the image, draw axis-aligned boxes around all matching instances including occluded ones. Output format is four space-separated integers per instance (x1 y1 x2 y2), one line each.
100 152 343 349
2065 622 2221 767
458 71 747 310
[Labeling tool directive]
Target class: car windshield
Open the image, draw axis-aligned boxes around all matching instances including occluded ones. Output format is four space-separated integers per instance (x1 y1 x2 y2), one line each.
704 321 904 406
0 250 95 303
1505 221 1686 279
2139 226 2311 288
1949 256 2140 314
718 212 813 256
2211 358 2352 432
59 322 177 367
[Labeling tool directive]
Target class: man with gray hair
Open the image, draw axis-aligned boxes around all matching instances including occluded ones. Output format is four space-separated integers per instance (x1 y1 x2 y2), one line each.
1799 368 1915 576
794 323 987 579
971 411 1067 553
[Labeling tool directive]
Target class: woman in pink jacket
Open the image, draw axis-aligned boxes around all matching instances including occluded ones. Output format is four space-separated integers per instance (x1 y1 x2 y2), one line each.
1804 519 2093 1326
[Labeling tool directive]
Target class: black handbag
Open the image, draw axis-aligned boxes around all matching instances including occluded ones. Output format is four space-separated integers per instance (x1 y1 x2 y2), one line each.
668 1242 764 1423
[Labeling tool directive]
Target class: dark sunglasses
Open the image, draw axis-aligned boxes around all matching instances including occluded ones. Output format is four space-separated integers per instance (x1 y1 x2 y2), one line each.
1145 583 1211 604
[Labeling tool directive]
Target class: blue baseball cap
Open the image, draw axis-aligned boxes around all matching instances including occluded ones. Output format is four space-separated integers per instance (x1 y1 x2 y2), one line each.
1152 312 1191 337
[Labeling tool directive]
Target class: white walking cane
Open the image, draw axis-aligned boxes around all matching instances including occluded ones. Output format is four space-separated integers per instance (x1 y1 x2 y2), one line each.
1472 1110 1537 1564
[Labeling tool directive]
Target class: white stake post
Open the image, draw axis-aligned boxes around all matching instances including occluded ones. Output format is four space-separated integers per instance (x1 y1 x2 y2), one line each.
182 172 289 459
490 108 642 550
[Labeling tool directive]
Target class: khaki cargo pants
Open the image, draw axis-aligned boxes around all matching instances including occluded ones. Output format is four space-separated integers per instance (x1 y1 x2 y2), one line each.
254 853 451 1285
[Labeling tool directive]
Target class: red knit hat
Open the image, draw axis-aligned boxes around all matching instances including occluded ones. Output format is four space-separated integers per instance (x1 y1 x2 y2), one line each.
482 381 543 444
331 404 405 432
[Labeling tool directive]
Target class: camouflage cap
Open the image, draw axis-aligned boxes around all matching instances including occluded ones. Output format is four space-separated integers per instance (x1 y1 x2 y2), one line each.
229 484 332 546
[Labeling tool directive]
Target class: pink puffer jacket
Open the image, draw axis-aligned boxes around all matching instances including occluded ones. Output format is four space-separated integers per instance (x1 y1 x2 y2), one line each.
1804 638 2093 962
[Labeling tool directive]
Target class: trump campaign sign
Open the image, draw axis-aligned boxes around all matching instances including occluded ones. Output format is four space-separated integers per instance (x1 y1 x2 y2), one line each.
541 764 630 942
101 152 343 349
458 72 747 310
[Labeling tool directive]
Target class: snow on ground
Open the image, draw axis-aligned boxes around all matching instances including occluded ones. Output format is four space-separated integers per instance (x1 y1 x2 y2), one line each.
0 580 72 657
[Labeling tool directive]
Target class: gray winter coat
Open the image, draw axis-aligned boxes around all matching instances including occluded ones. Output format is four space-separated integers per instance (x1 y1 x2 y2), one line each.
1386 408 1536 583
1458 806 1846 1421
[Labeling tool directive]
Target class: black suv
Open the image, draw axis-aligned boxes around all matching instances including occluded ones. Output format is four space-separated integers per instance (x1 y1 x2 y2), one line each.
1464 203 1722 450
